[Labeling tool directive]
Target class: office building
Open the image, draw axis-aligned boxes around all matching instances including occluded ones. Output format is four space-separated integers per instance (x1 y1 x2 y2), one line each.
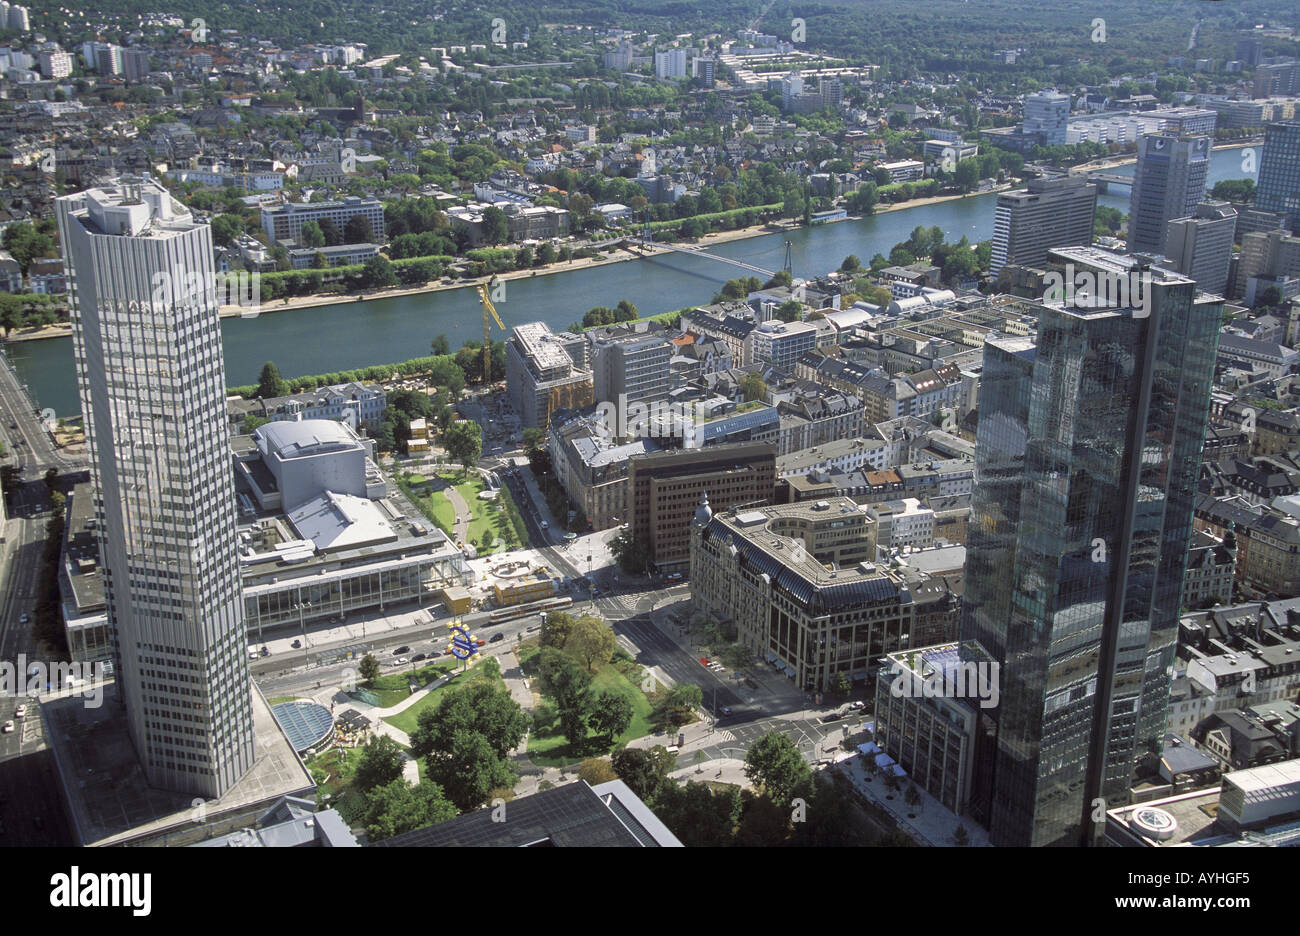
1234 228 1300 304
1256 120 1300 229
1021 91 1070 145
990 177 1098 275
1254 62 1300 100
587 323 676 407
1128 134 1212 254
629 442 776 571
506 322 594 429
691 498 960 692
260 196 384 245
1163 200 1238 295
57 177 256 798
958 247 1222 847
692 56 715 86
745 320 819 372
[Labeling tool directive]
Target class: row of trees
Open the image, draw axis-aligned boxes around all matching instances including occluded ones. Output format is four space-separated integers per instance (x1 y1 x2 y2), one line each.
534 612 631 753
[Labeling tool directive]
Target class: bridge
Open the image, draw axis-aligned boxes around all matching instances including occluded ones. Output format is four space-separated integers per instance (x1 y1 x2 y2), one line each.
1079 170 1135 193
627 236 778 278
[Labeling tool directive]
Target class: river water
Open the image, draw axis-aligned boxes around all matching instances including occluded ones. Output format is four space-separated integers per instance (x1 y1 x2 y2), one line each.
8 147 1256 416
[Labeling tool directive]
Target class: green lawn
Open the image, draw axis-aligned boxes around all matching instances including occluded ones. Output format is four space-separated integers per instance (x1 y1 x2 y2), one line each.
265 695 306 706
361 661 456 708
382 657 508 737
426 489 457 535
523 649 659 767
440 471 520 553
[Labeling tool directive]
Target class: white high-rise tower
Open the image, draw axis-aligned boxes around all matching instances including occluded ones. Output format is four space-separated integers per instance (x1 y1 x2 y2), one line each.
56 176 255 798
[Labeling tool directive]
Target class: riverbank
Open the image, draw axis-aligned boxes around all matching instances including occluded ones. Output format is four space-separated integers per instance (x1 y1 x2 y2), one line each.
3 183 1020 341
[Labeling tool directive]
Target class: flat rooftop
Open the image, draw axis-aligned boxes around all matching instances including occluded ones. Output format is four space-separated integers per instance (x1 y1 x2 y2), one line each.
44 680 316 847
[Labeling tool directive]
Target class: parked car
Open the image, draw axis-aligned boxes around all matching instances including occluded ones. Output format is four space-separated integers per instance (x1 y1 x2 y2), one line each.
476 639 486 647
396 658 409 665
1 721 13 734
290 639 301 649
411 653 427 662
393 645 410 655
14 706 25 719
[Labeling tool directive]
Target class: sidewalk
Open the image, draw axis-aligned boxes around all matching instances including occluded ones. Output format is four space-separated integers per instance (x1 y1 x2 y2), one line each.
835 753 991 847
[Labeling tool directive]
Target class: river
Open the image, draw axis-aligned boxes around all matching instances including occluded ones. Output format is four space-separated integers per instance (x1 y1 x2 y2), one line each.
6 146 1257 416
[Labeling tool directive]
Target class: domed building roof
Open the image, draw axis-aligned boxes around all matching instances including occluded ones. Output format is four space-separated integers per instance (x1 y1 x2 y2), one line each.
694 491 713 527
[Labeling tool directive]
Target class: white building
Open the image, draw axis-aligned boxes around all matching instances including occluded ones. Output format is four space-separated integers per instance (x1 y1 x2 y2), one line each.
57 176 256 799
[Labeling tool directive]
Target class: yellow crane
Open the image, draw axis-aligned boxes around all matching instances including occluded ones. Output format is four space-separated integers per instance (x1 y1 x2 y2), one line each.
476 280 505 386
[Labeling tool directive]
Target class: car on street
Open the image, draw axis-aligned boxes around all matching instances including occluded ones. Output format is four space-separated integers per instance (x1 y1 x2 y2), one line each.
290 639 301 649
396 658 409 665
411 653 427 662
1 721 13 733
393 645 410 655
563 532 577 541
719 706 732 717
489 632 504 643
18 613 28 624
14 706 25 719
849 700 866 710
476 639 486 647
540 520 549 530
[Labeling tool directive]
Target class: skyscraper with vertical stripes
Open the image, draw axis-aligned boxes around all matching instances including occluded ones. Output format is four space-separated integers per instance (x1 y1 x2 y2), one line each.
56 176 255 798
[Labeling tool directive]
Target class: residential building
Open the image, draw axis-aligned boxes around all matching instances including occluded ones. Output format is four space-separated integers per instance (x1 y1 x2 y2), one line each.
587 323 676 406
654 49 687 80
990 177 1098 276
57 176 256 798
1128 134 1212 255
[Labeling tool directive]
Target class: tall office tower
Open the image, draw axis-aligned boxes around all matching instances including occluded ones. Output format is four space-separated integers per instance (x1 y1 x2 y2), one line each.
990 177 1098 275
56 177 255 798
1021 91 1071 146
960 247 1222 847
781 71 804 112
1255 120 1300 230
1127 133 1211 254
122 48 151 84
1163 200 1238 295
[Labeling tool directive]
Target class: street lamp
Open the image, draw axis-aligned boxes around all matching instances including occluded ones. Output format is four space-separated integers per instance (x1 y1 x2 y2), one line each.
295 600 311 666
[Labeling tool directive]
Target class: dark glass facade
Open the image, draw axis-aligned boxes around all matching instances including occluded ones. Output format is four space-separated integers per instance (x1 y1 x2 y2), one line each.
1256 120 1300 228
960 249 1221 846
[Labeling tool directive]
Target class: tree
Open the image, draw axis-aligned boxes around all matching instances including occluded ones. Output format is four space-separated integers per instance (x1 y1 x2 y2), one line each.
427 730 515 812
539 610 575 649
409 680 529 765
443 420 482 473
904 782 923 815
775 299 803 323
588 692 634 746
353 735 407 793
359 653 380 683
318 217 343 246
791 772 875 847
577 758 618 785
743 731 811 805
615 299 639 322
361 779 457 842
610 527 650 574
832 672 852 700
740 372 768 403
953 824 970 847
734 789 793 846
431 333 450 356
653 780 743 847
343 214 374 244
564 615 617 672
654 683 701 728
481 205 509 245
535 647 593 747
840 254 861 272
300 220 326 249
257 361 289 398
361 255 397 288
611 745 676 802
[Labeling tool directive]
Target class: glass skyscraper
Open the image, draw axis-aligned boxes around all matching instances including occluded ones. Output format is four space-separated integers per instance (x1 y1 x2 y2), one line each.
1255 119 1300 230
960 247 1221 846
56 177 256 798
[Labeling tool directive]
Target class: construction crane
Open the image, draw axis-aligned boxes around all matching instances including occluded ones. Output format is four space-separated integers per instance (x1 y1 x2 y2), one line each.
476 280 505 386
